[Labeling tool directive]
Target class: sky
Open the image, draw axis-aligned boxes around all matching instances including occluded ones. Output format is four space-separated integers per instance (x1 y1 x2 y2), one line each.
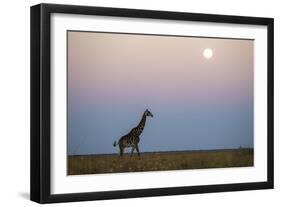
67 31 254 155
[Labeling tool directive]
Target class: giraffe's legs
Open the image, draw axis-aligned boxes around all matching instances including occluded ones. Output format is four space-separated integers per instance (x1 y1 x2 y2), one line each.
119 145 124 158
135 144 140 158
130 147 135 157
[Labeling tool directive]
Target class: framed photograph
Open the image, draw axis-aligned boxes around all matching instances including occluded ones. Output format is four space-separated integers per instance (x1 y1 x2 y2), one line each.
30 3 274 203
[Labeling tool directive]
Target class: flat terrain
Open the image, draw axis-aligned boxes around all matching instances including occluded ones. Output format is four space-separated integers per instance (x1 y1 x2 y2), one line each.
67 149 253 175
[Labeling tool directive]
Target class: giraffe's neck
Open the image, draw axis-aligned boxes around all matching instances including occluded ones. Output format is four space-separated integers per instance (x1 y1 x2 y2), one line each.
136 113 146 133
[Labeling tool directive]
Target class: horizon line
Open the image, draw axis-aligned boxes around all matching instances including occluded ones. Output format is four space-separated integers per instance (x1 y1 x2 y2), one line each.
68 147 254 156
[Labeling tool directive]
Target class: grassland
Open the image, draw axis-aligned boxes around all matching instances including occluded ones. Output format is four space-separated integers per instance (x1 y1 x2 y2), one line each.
67 148 253 175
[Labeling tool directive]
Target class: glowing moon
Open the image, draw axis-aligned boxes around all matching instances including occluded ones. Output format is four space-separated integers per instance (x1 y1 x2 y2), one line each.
203 48 213 59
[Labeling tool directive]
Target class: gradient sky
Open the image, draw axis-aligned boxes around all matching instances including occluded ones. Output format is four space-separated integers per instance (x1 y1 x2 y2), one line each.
67 31 253 155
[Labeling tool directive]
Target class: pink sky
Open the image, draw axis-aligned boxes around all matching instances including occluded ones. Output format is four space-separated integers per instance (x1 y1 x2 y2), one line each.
67 31 254 154
68 31 253 107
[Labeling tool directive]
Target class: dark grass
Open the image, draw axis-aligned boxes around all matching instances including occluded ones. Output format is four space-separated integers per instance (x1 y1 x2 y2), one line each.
67 148 253 175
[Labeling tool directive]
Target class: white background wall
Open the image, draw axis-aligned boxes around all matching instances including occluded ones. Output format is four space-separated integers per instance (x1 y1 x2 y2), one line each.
0 0 279 206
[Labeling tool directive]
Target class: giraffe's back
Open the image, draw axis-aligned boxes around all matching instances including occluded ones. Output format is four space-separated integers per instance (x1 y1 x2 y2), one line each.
119 134 140 148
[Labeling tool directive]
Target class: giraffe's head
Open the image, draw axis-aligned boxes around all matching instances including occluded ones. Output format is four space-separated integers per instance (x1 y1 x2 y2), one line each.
144 109 153 117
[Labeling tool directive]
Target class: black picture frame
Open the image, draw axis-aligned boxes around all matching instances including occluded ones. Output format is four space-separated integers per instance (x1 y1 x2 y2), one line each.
30 3 274 204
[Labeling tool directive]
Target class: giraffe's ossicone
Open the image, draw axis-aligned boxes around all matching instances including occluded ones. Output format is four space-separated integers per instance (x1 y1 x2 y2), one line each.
113 109 153 158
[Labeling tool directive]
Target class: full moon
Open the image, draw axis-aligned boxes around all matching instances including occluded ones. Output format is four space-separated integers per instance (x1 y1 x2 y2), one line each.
203 48 213 59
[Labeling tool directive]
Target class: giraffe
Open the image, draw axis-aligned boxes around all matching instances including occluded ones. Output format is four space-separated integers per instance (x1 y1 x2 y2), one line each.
113 109 153 158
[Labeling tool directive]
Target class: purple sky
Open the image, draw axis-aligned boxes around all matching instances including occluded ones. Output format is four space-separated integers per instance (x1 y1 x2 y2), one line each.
67 31 253 155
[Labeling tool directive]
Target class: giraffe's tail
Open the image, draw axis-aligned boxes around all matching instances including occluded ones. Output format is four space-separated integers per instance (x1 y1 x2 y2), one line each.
113 141 117 147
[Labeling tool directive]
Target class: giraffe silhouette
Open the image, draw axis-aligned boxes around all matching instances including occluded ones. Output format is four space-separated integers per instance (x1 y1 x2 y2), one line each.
113 109 153 158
